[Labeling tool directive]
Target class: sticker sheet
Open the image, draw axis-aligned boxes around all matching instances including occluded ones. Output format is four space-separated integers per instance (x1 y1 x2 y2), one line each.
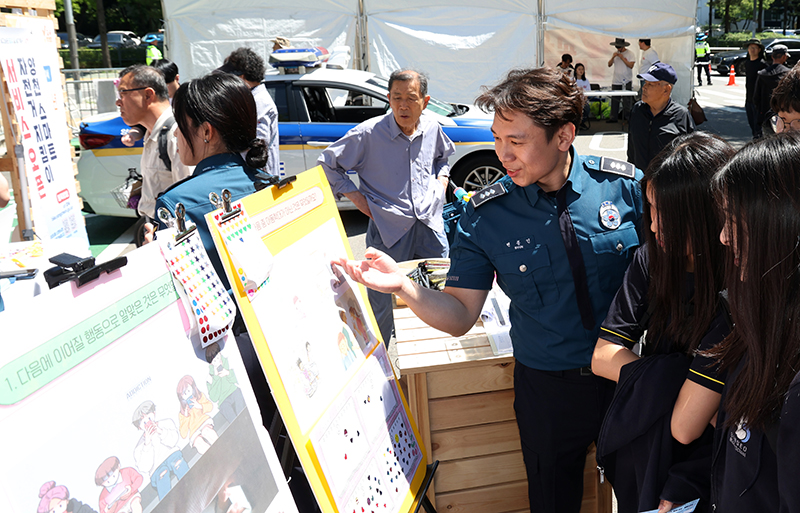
310 346 423 512
0 244 297 513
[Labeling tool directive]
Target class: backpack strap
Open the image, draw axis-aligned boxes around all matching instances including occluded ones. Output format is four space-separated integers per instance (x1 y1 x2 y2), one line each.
158 116 176 171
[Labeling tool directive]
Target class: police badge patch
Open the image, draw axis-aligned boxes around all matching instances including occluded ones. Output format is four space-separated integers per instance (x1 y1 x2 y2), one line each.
599 201 621 229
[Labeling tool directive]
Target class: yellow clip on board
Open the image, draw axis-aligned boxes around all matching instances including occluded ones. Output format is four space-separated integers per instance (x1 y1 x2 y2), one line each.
206 166 428 513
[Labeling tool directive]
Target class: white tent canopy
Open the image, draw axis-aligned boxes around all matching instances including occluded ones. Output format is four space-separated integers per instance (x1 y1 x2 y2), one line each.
163 0 697 104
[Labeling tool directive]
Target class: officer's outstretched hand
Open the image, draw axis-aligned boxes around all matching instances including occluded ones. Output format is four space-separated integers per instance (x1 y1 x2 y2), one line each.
334 248 406 294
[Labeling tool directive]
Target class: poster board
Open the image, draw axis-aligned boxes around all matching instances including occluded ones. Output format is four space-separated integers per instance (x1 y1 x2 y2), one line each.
0 243 299 513
206 166 428 513
0 26 88 246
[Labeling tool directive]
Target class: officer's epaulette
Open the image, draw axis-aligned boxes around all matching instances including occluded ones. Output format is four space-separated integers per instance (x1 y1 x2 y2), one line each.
585 156 636 179
469 182 508 208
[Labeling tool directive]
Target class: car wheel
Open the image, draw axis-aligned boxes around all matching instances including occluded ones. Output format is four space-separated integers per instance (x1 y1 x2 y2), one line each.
133 216 149 248
450 153 505 200
717 65 729 76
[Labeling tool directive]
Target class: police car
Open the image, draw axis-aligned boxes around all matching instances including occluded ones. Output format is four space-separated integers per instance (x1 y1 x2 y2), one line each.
76 67 502 218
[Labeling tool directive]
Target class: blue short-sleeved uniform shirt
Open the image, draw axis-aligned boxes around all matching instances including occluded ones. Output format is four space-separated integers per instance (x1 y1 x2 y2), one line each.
446 148 643 371
155 153 260 290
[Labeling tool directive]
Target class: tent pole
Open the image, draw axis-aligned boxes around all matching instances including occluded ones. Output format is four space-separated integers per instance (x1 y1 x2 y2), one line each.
538 0 545 67
358 0 370 72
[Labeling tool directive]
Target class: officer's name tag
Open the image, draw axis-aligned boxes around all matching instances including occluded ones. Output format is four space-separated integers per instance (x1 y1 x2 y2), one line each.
640 498 699 513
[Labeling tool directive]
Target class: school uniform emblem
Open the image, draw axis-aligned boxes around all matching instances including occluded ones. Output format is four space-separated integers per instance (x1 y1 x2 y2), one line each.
599 201 621 229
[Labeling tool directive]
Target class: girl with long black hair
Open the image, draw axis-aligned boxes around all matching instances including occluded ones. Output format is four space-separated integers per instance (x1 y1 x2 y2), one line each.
709 131 800 512
592 132 735 512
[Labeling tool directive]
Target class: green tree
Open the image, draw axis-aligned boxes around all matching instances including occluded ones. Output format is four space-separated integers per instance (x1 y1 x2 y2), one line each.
728 0 778 31
55 0 161 38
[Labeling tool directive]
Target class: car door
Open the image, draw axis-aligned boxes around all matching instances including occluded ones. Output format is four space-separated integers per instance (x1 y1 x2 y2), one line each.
783 40 800 68
295 83 389 177
264 80 307 178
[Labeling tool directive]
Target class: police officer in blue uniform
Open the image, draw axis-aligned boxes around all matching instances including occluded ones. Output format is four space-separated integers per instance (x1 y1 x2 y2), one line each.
336 67 642 513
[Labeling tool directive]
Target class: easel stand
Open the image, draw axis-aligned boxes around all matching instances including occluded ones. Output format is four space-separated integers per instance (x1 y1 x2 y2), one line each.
413 461 440 513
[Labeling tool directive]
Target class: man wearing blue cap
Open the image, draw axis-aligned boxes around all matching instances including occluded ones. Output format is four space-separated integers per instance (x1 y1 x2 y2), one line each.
627 62 695 170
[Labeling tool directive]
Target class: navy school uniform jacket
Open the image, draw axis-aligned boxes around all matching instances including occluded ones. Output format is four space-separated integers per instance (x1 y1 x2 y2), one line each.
711 358 779 513
597 353 715 513
596 246 729 512
779 371 800 512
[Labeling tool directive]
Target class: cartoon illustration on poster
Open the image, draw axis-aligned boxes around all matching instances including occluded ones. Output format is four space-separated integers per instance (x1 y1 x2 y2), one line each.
249 218 379 432
0 244 297 513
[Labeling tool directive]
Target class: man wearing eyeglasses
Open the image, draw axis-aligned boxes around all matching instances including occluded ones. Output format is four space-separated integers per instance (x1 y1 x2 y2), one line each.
768 64 800 134
627 62 694 171
116 65 193 219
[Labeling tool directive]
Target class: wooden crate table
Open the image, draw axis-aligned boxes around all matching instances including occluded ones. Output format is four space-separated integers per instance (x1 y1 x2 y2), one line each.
394 304 612 513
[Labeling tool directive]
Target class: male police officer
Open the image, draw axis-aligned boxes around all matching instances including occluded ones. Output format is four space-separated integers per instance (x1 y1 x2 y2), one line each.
337 67 642 512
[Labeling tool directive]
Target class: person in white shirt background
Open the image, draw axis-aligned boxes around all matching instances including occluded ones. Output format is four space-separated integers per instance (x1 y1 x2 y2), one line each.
638 38 660 98
639 39 659 72
607 37 635 123
557 53 574 78
575 63 591 91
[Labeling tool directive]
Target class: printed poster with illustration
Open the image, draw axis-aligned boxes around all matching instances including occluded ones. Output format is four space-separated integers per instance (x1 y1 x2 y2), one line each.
249 217 380 432
206 166 427 513
0 243 298 513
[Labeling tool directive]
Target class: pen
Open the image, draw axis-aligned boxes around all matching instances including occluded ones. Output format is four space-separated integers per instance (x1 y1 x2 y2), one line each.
491 297 506 326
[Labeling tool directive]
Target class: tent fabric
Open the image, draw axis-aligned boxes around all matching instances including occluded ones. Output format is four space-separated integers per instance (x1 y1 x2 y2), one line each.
162 0 696 105
543 0 696 19
163 1 358 80
366 6 537 103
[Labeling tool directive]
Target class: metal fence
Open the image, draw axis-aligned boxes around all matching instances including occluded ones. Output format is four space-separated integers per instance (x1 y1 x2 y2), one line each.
62 68 123 136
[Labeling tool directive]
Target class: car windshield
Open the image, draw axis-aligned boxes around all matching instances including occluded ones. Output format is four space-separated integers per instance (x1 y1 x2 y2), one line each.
367 76 457 117
94 34 122 42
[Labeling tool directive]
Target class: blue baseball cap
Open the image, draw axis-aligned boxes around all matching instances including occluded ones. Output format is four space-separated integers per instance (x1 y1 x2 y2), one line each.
637 62 678 84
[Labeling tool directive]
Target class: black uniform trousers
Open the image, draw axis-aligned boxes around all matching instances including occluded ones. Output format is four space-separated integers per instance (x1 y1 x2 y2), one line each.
610 82 632 122
696 59 712 84
514 360 615 513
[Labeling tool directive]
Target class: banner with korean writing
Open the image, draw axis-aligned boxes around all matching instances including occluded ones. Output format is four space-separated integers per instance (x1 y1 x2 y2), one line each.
0 27 88 245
